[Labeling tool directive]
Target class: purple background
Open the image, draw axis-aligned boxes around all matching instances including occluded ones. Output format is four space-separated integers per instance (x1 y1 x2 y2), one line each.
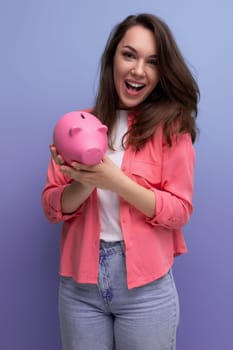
1 1 232 349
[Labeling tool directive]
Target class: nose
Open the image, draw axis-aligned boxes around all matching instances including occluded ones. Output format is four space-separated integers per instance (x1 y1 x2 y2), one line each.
131 60 145 77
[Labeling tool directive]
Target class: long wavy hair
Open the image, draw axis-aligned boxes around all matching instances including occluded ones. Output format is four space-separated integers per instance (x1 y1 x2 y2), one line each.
92 13 200 149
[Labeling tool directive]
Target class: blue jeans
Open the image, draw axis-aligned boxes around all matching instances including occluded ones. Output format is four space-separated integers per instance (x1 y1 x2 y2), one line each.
59 240 179 350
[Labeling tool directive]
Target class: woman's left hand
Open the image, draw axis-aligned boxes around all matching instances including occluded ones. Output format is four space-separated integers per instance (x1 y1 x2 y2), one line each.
60 155 126 193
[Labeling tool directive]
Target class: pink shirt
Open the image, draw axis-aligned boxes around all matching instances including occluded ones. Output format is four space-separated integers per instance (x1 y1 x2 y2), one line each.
42 114 195 289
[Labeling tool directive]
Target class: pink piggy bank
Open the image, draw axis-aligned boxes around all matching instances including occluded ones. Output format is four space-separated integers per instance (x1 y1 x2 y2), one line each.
53 111 108 165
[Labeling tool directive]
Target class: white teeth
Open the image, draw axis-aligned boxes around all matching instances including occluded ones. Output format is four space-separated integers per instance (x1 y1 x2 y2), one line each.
127 81 144 88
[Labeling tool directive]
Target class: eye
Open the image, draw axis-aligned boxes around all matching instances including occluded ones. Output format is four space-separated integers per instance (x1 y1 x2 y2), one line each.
148 59 158 66
122 51 135 60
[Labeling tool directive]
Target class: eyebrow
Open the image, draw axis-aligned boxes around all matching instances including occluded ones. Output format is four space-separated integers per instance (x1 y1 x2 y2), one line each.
122 45 158 58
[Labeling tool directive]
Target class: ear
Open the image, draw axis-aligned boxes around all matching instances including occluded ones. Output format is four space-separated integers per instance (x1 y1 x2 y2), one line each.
69 126 82 136
98 125 108 134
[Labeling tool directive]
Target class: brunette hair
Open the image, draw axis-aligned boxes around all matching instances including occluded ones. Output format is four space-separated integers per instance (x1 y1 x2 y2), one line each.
92 13 200 149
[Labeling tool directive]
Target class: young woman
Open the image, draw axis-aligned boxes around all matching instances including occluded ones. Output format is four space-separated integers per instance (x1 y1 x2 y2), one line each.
42 13 199 350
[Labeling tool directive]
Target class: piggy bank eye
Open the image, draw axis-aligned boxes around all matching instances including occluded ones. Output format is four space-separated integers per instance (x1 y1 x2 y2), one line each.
80 113 85 119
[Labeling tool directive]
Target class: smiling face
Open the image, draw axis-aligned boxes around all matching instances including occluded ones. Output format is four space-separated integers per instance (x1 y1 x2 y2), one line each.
113 25 160 109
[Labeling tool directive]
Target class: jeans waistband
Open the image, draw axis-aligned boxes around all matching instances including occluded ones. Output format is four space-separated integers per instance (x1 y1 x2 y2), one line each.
99 240 125 256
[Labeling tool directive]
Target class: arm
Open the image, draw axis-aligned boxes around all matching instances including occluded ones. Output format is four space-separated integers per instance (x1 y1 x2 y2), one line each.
108 132 194 226
112 174 155 218
58 132 194 226
60 156 155 218
147 132 195 229
41 158 94 223
61 181 94 214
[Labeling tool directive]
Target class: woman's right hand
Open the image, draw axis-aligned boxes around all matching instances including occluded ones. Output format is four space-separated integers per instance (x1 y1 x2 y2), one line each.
49 144 65 165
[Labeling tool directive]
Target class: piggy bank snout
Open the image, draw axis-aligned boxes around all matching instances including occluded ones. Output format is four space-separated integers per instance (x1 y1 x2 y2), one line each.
81 148 104 165
78 135 107 164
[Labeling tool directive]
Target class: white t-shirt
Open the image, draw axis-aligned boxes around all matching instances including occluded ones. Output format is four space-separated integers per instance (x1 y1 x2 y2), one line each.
97 110 128 241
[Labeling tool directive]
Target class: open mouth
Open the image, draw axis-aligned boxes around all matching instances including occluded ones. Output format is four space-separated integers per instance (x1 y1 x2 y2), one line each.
125 81 145 91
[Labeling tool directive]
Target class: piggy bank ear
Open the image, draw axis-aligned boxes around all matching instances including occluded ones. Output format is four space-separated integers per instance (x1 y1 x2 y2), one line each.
98 125 108 134
69 126 82 137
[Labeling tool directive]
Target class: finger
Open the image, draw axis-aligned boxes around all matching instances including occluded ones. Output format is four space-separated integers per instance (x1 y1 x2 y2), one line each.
79 163 101 172
60 165 74 176
60 165 70 172
49 144 57 158
49 145 65 165
71 162 82 170
71 161 97 170
57 154 65 165
60 166 83 182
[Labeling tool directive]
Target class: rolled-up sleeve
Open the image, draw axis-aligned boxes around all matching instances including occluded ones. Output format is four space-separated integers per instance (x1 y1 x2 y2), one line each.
41 158 84 223
147 133 195 229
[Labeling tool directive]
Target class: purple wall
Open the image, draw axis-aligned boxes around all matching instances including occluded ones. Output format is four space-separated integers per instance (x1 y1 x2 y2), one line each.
1 1 232 349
